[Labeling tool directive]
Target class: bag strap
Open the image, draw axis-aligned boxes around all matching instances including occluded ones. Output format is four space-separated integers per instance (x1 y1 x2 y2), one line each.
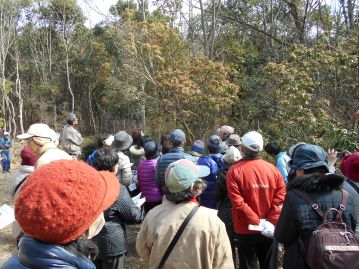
292 189 325 219
337 189 348 217
348 180 359 194
157 206 199 269
292 189 348 221
14 176 28 194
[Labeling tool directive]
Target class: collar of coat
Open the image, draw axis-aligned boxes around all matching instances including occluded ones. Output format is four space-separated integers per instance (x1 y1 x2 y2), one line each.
287 173 344 193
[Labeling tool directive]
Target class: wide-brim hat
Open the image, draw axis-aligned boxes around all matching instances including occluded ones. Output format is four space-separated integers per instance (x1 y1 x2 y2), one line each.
17 123 54 140
222 146 242 164
227 134 241 146
15 160 120 244
112 131 133 151
289 144 329 173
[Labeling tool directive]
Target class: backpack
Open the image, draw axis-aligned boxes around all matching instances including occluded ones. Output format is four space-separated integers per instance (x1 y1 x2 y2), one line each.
293 189 359 269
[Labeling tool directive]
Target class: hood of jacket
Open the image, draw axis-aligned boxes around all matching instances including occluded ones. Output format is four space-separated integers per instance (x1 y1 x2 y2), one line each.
19 165 35 174
13 236 96 269
287 173 344 193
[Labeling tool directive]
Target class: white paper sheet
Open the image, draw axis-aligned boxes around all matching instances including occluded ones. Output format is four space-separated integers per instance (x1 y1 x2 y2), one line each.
132 192 146 208
0 204 15 230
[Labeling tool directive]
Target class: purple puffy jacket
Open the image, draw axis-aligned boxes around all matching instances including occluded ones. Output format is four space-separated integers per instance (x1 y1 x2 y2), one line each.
138 159 163 202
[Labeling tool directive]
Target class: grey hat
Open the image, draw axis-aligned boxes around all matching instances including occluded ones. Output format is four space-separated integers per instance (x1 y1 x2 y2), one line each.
170 129 186 143
227 134 241 146
66 113 78 124
112 131 133 151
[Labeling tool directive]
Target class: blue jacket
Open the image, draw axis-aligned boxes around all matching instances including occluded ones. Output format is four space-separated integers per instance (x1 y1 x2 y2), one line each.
155 147 196 193
2 236 96 269
0 137 11 150
275 151 290 183
209 153 224 171
197 156 219 209
87 149 97 166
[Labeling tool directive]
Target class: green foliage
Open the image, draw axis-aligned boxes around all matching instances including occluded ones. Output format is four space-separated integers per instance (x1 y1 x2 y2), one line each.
234 42 359 150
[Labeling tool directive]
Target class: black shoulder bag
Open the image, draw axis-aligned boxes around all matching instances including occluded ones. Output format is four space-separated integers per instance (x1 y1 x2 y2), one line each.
348 180 359 194
157 206 200 269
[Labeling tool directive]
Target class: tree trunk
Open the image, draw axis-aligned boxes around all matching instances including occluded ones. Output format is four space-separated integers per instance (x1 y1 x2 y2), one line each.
1 63 6 130
141 83 146 130
65 44 74 112
88 86 97 133
199 0 209 56
15 50 24 134
339 0 350 33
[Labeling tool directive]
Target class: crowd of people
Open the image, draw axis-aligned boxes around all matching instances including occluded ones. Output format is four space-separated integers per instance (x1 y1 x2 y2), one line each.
1 115 359 269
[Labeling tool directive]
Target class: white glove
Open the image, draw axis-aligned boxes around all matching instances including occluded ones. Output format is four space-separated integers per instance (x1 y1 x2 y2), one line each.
261 220 275 238
248 219 266 231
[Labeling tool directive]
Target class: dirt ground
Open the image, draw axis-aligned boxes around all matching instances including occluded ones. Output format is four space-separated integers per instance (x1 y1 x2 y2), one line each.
0 144 146 268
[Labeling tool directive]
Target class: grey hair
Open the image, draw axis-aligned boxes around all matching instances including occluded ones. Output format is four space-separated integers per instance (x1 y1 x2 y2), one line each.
166 180 207 204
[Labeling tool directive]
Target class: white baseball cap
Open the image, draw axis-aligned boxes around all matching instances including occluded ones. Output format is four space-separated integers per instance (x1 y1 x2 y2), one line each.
242 131 263 152
17 123 55 140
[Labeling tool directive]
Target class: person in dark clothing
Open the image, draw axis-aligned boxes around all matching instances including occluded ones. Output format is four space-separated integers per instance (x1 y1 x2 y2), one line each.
129 129 145 170
198 135 223 209
214 146 242 268
275 144 357 269
92 148 143 269
160 134 171 154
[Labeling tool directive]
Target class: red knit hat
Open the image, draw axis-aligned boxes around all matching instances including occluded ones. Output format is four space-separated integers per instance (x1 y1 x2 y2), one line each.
20 146 37 166
340 152 359 183
15 160 120 244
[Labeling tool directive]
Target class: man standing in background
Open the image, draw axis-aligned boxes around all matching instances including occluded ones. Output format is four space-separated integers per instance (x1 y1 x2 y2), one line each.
227 131 286 269
61 113 83 159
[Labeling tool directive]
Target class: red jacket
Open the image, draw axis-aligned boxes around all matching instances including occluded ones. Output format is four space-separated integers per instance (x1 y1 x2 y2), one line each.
227 157 286 234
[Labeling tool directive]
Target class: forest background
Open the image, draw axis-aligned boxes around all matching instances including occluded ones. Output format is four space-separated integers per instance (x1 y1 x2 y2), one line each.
0 0 358 151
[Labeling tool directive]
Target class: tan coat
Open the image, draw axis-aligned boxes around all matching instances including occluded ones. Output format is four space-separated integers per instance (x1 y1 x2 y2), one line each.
136 198 234 269
36 142 72 169
61 124 83 155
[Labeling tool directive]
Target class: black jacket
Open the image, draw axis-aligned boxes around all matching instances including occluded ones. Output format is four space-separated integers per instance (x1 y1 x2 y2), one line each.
93 185 143 259
274 173 357 269
213 167 235 240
